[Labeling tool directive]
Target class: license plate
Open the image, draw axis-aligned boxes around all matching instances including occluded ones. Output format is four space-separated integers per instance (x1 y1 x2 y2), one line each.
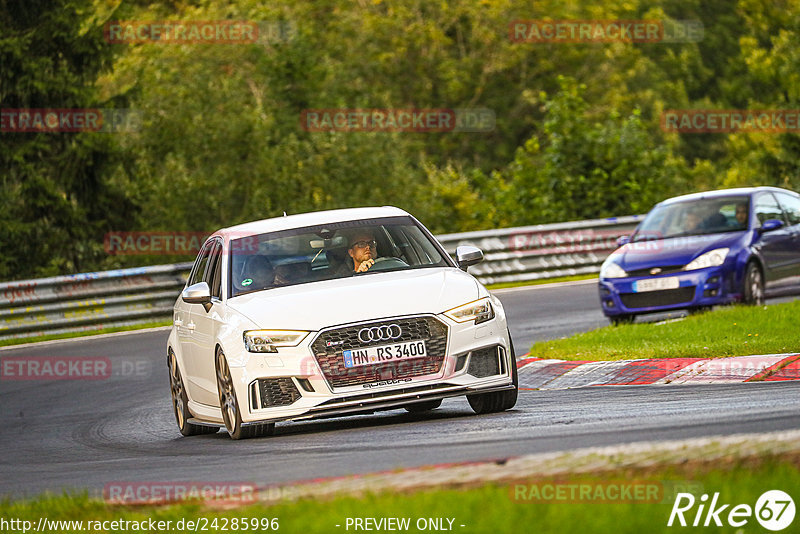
343 340 427 368
633 277 680 292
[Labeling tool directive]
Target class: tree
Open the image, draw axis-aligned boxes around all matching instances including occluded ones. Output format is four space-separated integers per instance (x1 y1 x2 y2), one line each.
504 76 690 224
0 0 136 280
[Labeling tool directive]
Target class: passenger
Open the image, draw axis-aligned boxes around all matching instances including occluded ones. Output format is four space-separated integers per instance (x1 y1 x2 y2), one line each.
240 255 274 290
734 202 749 227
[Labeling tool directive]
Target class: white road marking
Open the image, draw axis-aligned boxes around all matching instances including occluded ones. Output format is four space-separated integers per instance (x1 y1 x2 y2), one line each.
490 278 598 294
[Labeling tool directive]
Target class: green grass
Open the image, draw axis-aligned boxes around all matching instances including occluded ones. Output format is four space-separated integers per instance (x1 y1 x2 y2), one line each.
529 300 800 360
486 274 597 290
0 320 171 348
1 456 797 533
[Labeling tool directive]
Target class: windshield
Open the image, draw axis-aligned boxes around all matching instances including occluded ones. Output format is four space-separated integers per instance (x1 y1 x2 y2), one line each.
632 196 750 242
228 216 450 297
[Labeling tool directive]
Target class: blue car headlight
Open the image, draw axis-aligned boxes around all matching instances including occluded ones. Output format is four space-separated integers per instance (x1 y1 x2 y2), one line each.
684 248 729 271
600 260 627 279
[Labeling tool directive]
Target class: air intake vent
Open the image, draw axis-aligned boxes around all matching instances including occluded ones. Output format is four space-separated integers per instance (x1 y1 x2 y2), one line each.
619 286 696 309
467 346 502 378
252 378 301 409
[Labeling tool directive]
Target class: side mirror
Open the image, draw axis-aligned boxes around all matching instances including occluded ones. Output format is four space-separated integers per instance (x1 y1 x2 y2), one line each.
182 281 212 312
616 235 631 247
455 245 484 271
759 219 784 233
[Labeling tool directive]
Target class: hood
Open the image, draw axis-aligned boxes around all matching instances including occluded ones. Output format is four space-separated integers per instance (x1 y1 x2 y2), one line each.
612 232 746 271
227 267 481 331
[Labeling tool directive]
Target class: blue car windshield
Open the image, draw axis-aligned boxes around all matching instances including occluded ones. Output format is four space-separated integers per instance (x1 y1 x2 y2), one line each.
632 196 750 242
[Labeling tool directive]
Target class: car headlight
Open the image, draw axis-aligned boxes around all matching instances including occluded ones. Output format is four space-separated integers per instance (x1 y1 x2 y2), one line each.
600 261 627 279
684 248 729 271
444 298 495 325
243 330 309 353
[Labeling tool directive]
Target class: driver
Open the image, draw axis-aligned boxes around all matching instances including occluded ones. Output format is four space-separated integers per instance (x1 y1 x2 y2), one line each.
347 231 378 273
685 206 705 232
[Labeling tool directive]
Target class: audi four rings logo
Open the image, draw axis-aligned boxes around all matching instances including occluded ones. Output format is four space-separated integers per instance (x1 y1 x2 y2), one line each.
358 324 402 343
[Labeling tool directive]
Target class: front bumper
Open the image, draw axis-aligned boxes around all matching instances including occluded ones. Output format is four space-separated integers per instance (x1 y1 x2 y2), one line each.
227 313 514 424
599 266 741 317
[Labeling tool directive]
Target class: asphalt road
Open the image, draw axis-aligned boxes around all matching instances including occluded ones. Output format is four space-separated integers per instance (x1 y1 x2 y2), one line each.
494 279 607 353
1 281 798 498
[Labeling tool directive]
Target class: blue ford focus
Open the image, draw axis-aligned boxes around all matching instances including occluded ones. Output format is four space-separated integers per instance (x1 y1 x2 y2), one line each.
599 187 800 324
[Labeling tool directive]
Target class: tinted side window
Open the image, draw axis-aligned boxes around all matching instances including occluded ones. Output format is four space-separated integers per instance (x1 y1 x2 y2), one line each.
206 241 223 299
754 193 784 226
188 241 214 286
776 192 800 226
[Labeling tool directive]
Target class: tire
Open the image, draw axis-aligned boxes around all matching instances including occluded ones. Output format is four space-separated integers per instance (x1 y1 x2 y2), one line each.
404 399 443 413
467 333 518 415
167 351 218 436
742 261 765 306
216 349 274 440
609 314 635 325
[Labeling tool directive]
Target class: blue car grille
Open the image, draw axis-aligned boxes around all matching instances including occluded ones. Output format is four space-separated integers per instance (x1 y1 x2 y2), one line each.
619 286 696 309
625 266 685 277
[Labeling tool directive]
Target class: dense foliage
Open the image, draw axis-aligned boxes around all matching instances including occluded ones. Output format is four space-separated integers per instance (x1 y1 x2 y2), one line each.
2 0 799 279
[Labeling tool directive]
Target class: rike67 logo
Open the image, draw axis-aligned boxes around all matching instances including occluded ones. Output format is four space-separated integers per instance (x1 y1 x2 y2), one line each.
668 490 795 531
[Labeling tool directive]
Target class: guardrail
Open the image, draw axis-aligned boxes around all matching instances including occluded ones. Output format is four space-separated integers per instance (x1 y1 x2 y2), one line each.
0 215 643 341
0 264 193 341
436 215 643 285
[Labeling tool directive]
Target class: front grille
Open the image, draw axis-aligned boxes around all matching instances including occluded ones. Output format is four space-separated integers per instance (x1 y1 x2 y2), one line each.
467 346 502 378
620 286 696 309
252 378 301 409
626 266 685 277
310 316 448 388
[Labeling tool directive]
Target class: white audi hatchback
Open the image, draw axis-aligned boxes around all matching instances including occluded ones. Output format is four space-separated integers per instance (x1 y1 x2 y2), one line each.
167 207 517 439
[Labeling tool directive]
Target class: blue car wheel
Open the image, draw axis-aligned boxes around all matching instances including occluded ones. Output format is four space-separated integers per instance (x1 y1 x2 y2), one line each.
742 261 765 305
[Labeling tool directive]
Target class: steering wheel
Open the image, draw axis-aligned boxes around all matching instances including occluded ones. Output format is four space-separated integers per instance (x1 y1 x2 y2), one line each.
367 257 408 272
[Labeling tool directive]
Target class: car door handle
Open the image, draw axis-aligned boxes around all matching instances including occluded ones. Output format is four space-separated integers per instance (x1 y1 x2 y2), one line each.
187 321 196 331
